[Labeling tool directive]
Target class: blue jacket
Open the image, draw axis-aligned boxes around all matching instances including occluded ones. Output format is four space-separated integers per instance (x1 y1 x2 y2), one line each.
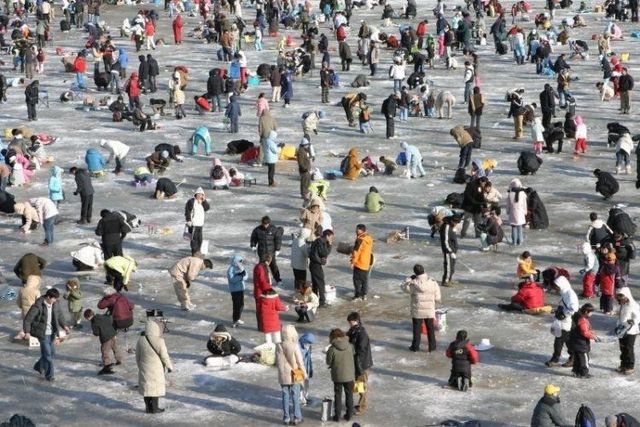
227 255 246 293
85 148 105 172
229 60 241 79
118 48 128 69
225 95 242 120
299 332 315 378
403 143 422 165
262 130 279 164
48 165 64 201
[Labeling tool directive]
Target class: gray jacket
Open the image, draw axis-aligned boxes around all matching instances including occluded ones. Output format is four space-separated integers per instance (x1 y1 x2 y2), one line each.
530 396 570 427
23 296 68 340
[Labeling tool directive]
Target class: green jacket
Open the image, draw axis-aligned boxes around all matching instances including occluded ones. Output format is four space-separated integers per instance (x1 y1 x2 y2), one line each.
104 255 137 285
326 336 355 383
64 288 83 313
530 396 570 427
365 191 385 213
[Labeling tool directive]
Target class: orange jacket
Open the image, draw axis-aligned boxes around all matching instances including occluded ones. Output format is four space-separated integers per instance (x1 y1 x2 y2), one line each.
344 148 361 180
351 232 373 271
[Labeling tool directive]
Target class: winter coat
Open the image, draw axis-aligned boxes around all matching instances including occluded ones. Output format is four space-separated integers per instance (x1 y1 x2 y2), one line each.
401 273 441 318
402 142 423 166
344 147 362 180
445 339 479 378
365 190 384 213
506 178 527 226
207 70 225 96
526 189 549 230
100 139 130 163
262 130 279 164
338 41 352 60
210 158 231 187
207 325 241 356
381 94 397 118
595 170 619 198
300 205 323 236
250 224 283 257
581 242 599 274
258 110 278 139
326 336 356 383
291 229 311 270
616 133 634 155
95 211 128 245
258 292 286 333
118 48 128 69
297 144 312 174
225 95 242 120
137 56 149 81
302 112 320 135
450 125 474 147
568 313 595 353
184 195 210 226
25 81 39 104
73 168 94 196
511 281 544 309
462 179 485 214
468 92 485 115
14 253 47 282
169 256 205 282
351 232 373 271
539 84 556 115
299 333 315 378
586 220 613 248
253 262 271 300
227 255 246 293
104 255 137 285
48 166 64 202
63 285 83 313
389 62 406 80
347 324 373 376
97 290 134 323
91 313 117 344
530 395 569 427
555 276 579 331
147 56 159 77
440 221 459 254
23 296 68 340
276 325 307 385
617 287 640 336
136 320 173 397
14 202 40 232
309 236 332 266
532 118 545 141
70 242 104 268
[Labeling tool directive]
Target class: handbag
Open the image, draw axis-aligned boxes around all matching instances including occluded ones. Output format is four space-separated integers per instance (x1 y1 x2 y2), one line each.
353 380 366 393
291 367 305 383
554 305 566 320
182 225 192 241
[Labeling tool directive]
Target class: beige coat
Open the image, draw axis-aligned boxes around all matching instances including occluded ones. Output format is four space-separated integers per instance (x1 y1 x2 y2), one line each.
275 325 307 385
136 320 173 397
299 204 323 236
401 273 441 318
13 202 39 232
258 110 278 139
169 256 205 282
450 125 474 147
17 275 41 317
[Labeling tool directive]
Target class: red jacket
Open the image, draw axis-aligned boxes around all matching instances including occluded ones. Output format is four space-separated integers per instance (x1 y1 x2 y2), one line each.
511 281 544 309
253 262 271 300
97 293 134 322
597 261 618 296
336 25 346 42
258 294 286 333
446 340 479 364
74 56 87 73
416 21 427 37
172 15 183 41
145 21 155 36
126 73 140 97
577 316 596 340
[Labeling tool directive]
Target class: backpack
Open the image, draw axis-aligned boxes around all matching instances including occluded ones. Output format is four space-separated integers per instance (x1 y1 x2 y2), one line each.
575 404 596 427
396 151 407 166
211 165 224 180
339 156 349 174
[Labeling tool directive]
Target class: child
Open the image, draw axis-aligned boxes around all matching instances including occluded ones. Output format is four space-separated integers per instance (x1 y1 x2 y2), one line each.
293 281 319 322
64 278 83 329
379 156 397 175
48 166 64 207
445 330 479 391
597 250 619 315
84 308 122 375
573 115 587 158
516 251 537 280
358 105 372 134
254 21 263 51
226 255 246 327
173 77 186 119
255 92 269 117
258 287 288 344
205 324 241 367
568 303 598 378
36 48 45 74
531 117 545 155
580 242 599 298
298 332 316 406
229 167 245 186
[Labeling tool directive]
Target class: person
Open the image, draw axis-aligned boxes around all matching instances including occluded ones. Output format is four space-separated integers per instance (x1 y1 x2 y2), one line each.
104 255 138 292
85 148 106 175
546 275 579 367
516 251 536 279
227 255 247 328
30 197 59 246
297 137 313 202
605 413 640 427
299 332 315 406
619 67 634 114
320 62 332 104
204 324 241 366
97 286 135 336
539 83 556 129
210 158 231 190
25 80 39 121
71 241 104 271
326 328 355 422
309 229 334 307
84 308 123 375
172 13 183 44
369 41 379 76
294 281 319 322
586 211 613 248
381 93 398 139
48 166 64 207
63 278 83 329
262 130 279 187
258 287 288 344
568 303 598 378
401 264 441 353
24 288 70 382
594 168 620 200
506 178 527 245
291 228 311 289
350 224 374 301
184 188 210 256
346 312 372 415
478 206 504 250
344 148 362 180
400 142 425 178
276 324 307 425
251 216 283 286
69 166 94 224
300 198 323 238
146 151 170 174
445 330 479 391
14 253 48 339
468 86 484 129
440 214 462 287
13 202 39 234
450 125 474 170
225 95 242 133
615 287 640 375
154 178 179 200
99 139 130 174
580 242 599 298
136 317 173 414
364 186 385 213
95 209 128 262
499 275 546 312
530 384 570 427
168 256 213 311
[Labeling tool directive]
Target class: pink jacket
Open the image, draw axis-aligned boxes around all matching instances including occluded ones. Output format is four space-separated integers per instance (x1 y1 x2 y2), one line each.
255 98 269 117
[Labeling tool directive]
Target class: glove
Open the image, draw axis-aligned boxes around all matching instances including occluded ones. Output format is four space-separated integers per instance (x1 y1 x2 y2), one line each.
313 129 318 135
578 268 585 275
450 253 457 259
628 319 636 325
186 221 192 227
251 246 257 252
275 251 280 257
167 368 172 373
73 192 78 196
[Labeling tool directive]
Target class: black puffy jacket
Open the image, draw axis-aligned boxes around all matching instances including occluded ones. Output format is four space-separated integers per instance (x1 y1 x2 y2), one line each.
250 224 283 257
347 324 373 377
95 211 128 244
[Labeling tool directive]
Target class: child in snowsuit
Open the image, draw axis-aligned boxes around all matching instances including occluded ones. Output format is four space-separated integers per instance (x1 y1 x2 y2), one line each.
516 251 537 280
573 115 588 158
445 330 479 391
580 242 599 298
597 251 619 314
568 303 598 378
84 308 122 375
64 278 83 328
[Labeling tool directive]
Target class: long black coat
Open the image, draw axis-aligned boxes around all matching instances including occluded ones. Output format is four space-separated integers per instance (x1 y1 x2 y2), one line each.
96 211 128 244
526 189 549 230
347 324 373 377
25 81 39 104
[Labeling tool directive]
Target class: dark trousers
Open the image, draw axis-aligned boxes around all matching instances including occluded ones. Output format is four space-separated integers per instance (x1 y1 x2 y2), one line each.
550 330 572 363
342 98 354 124
106 267 126 291
300 171 311 200
542 111 552 129
293 268 307 290
411 318 436 352
572 352 589 377
190 226 203 255
458 144 473 169
370 63 377 76
115 156 124 173
103 241 123 260
333 381 354 419
385 116 394 138
231 291 244 322
269 255 282 282
321 86 329 103
442 252 456 284
309 263 326 304
80 194 93 222
353 267 369 298
27 102 37 120
620 334 637 369
267 163 275 185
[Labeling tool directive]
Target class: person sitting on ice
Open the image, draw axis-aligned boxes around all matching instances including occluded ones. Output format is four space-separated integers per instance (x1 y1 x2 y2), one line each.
498 274 551 313
229 167 245 187
204 324 241 367
210 158 231 190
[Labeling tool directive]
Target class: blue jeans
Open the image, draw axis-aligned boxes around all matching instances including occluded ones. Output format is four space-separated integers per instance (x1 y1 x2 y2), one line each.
76 72 86 89
616 150 630 167
36 334 56 380
511 225 524 245
43 216 56 244
394 79 402 92
254 40 263 51
464 81 473 103
399 107 408 121
281 383 302 422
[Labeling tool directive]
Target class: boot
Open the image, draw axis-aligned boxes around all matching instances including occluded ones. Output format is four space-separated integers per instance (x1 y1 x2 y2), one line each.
626 165 632 174
151 397 165 413
144 397 153 414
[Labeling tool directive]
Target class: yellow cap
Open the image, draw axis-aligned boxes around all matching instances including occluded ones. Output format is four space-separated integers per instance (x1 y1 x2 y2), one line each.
544 384 560 395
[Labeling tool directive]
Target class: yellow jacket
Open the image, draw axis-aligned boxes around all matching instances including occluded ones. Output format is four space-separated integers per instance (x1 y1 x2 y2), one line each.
351 233 374 271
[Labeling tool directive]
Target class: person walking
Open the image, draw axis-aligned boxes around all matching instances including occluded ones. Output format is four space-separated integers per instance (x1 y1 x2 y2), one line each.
184 188 210 256
250 216 283 286
309 229 334 307
276 324 307 425
619 67 634 114
69 166 94 224
402 264 441 353
168 256 213 311
24 288 70 382
350 224 373 301
468 86 485 129
346 312 372 415
615 287 640 375
326 328 355 422
136 318 173 414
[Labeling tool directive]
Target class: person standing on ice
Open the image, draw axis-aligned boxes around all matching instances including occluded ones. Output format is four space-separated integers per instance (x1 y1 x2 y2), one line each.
545 275 578 368
69 166 94 224
346 312 372 416
168 256 213 311
250 216 283 286
136 317 173 414
400 141 425 178
615 287 640 376
402 264 441 353
350 224 373 301
184 188 210 256
440 214 461 287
